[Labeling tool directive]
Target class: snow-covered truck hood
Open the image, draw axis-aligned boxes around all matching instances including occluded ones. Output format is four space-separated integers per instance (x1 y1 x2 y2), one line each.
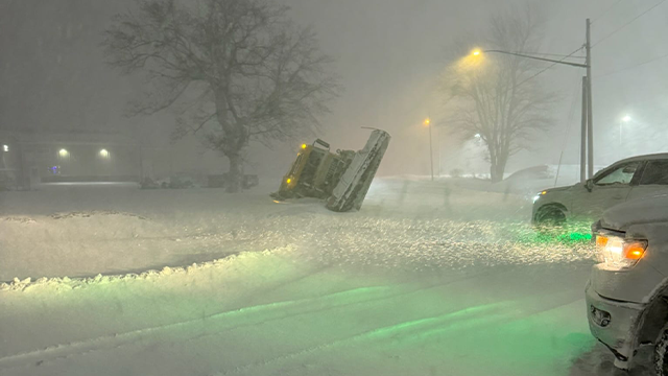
546 185 573 192
600 194 668 231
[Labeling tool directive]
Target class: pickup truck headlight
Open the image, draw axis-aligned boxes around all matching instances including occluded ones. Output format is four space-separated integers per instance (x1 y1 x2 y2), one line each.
595 233 647 270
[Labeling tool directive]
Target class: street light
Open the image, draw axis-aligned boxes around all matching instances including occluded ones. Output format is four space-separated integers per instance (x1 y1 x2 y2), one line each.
59 149 69 157
99 149 110 158
467 40 593 182
469 48 587 68
424 117 434 181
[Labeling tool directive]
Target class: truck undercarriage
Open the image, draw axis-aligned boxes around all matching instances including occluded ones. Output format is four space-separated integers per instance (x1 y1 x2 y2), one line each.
271 129 391 212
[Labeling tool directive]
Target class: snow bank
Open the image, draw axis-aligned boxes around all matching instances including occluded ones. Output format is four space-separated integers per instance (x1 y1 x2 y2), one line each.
1 178 595 281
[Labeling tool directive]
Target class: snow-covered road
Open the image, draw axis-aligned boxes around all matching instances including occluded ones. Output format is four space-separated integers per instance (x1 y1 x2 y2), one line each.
0 250 602 376
0 178 625 375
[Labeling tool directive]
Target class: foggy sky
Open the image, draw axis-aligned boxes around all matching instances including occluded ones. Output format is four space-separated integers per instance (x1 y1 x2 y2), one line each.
1 0 667 178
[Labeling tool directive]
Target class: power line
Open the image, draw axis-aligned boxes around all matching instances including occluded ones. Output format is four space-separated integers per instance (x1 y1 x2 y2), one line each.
592 0 626 24
592 0 666 48
516 45 585 87
597 51 668 77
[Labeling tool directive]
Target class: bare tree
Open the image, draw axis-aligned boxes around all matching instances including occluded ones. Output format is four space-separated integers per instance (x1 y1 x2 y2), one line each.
103 0 339 192
440 5 555 182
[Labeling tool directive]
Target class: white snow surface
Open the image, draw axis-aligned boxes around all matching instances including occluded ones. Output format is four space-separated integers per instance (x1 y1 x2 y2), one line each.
0 179 635 375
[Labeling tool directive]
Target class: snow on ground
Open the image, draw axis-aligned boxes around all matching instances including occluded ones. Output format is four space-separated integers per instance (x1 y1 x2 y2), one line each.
0 178 586 280
0 178 633 375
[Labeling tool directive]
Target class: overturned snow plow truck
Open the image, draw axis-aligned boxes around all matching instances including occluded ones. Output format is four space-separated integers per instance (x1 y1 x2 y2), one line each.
271 129 391 212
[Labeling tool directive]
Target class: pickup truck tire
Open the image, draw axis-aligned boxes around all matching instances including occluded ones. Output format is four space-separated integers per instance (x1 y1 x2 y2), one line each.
535 205 567 228
654 324 668 376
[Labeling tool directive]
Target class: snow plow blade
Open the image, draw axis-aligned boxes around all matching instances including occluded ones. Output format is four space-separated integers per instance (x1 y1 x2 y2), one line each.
326 130 391 212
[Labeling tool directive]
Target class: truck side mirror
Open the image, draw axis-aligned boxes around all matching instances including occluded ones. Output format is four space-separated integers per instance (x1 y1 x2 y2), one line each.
585 179 594 192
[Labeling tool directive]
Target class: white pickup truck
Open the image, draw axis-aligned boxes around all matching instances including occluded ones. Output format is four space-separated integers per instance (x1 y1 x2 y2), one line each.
533 153 668 227
587 194 668 374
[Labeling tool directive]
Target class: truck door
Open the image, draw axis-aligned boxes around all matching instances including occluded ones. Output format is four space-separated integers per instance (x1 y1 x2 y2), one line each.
627 160 668 202
570 161 641 220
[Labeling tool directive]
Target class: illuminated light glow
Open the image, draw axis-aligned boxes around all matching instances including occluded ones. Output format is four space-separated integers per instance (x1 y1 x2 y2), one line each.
2 144 8 152
532 190 548 203
625 242 646 260
472 49 482 56
301 144 307 149
99 149 110 157
273 200 281 204
622 115 631 122
286 178 292 184
59 149 69 157
596 234 647 269
627 249 644 260
596 235 609 248
569 232 592 241
423 118 431 126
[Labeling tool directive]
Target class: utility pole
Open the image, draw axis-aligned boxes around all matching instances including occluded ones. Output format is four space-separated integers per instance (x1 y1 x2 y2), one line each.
581 76 588 183
424 117 434 181
586 18 594 179
429 121 434 181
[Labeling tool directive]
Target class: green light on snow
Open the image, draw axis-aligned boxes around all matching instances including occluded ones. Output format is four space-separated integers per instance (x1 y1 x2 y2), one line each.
568 232 592 241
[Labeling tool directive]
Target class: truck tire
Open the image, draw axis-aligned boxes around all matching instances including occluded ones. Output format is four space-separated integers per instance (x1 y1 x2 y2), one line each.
535 205 567 228
655 324 668 376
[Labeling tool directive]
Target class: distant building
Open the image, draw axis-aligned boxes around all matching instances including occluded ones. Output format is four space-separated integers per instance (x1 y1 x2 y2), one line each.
0 128 140 189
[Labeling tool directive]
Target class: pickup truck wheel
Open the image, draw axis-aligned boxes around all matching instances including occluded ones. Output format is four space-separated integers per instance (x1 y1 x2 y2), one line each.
655 325 668 376
535 206 566 228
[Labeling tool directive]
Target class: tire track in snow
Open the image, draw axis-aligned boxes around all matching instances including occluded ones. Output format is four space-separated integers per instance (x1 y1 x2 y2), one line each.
0 267 507 371
212 291 585 376
213 301 515 376
400 291 584 341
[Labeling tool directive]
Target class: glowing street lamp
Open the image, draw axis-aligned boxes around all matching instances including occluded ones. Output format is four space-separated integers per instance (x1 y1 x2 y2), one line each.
59 149 69 158
471 49 482 57
99 149 110 158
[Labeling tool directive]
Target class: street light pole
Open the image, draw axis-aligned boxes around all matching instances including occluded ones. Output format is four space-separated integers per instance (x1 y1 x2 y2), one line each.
425 118 434 181
581 76 588 183
476 25 594 182
586 18 594 180
482 50 587 68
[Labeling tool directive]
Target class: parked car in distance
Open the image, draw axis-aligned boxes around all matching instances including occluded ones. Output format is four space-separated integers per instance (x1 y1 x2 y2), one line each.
532 153 668 227
494 165 556 198
587 194 668 374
